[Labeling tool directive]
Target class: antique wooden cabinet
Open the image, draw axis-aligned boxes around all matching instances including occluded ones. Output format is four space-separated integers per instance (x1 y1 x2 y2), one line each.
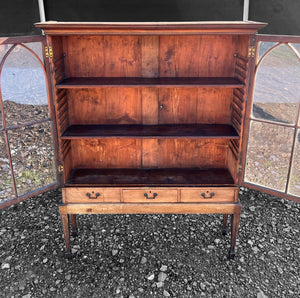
0 22 299 259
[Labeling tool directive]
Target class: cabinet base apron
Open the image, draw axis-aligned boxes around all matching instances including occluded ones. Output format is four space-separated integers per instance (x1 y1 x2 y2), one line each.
59 202 241 260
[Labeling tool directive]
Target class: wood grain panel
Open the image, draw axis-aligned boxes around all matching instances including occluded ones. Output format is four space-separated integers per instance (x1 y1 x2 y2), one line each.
105 88 142 123
68 89 106 124
157 139 228 168
141 36 159 77
64 35 142 77
142 88 158 124
158 88 197 124
123 189 177 202
180 187 237 203
103 36 142 77
160 35 235 77
51 36 64 64
63 36 105 77
142 139 158 168
68 88 142 124
234 35 250 59
63 187 121 203
197 88 232 124
71 139 142 168
60 203 242 215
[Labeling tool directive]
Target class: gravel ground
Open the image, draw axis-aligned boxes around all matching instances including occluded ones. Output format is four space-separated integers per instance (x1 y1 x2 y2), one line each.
0 187 299 298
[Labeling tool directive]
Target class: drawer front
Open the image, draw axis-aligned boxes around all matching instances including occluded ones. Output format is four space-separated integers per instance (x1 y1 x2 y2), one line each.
63 188 121 203
123 189 178 203
180 187 237 203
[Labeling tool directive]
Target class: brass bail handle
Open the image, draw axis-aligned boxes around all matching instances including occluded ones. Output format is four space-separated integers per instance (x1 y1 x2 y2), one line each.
86 191 101 199
201 192 215 199
144 192 158 200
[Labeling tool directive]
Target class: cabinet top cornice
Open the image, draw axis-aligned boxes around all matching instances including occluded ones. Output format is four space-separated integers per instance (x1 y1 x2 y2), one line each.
35 21 267 35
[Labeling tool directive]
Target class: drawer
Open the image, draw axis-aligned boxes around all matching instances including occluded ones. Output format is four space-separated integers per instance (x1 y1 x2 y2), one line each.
180 187 237 203
123 189 178 203
63 187 121 203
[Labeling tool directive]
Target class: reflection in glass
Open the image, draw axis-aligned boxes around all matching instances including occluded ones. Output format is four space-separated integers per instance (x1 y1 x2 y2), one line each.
257 41 278 62
22 42 44 63
291 43 300 57
8 122 56 196
0 132 15 202
0 44 49 127
288 129 300 196
0 44 13 130
252 44 300 125
245 121 294 192
0 44 12 62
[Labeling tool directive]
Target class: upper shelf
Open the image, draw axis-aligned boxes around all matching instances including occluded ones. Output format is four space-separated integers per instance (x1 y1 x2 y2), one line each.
35 21 267 35
56 77 245 89
61 124 239 139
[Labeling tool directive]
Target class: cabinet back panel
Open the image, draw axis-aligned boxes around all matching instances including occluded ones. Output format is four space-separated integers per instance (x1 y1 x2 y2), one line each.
157 139 228 168
63 35 238 78
68 87 232 125
64 36 142 77
71 138 228 169
159 35 235 77
71 139 142 168
68 88 142 124
159 88 232 124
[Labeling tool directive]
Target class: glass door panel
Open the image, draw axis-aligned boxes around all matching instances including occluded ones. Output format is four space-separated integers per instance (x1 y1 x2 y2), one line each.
0 132 14 202
7 122 56 196
288 129 300 196
252 44 300 125
243 36 300 201
244 122 294 192
0 36 59 209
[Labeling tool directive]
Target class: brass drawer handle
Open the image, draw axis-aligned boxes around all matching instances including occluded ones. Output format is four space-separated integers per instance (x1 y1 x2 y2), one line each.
86 192 100 199
144 192 158 200
201 192 215 199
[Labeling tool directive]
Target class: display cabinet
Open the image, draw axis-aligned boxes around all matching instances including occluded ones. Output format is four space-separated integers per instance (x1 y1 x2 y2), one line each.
0 22 299 259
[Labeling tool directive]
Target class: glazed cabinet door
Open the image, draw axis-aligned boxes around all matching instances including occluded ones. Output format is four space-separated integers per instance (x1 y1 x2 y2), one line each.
241 34 300 202
0 36 59 209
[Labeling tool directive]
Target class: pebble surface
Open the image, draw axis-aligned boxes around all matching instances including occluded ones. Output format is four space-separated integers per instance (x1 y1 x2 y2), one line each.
0 188 299 297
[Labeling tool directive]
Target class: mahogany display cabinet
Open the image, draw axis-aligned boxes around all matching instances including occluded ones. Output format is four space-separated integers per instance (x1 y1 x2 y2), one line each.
0 22 299 259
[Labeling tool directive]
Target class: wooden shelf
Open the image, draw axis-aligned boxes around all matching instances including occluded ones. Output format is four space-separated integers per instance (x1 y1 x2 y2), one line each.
56 77 244 88
65 168 235 187
61 124 239 139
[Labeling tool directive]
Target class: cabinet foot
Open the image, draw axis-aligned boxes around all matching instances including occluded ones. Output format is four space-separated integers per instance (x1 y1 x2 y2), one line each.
65 251 72 259
72 230 78 237
229 250 235 260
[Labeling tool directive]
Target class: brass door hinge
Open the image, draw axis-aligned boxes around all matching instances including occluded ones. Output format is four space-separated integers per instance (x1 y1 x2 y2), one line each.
237 164 242 174
248 46 255 58
58 165 64 173
45 46 53 58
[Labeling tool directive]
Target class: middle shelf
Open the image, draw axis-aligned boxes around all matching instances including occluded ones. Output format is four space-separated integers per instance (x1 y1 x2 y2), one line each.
61 124 240 139
56 77 245 88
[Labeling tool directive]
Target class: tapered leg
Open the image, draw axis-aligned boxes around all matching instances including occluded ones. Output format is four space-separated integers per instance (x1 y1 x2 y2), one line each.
229 211 241 260
222 214 228 236
60 213 71 259
70 214 78 237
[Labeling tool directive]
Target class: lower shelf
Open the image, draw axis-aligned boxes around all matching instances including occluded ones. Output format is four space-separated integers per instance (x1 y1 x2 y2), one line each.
65 168 235 187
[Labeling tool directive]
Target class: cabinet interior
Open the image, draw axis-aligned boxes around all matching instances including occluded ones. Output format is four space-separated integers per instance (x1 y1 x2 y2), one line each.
50 34 249 187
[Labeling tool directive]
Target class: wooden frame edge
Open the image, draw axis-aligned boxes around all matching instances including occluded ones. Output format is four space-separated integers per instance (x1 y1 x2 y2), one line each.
59 202 242 215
